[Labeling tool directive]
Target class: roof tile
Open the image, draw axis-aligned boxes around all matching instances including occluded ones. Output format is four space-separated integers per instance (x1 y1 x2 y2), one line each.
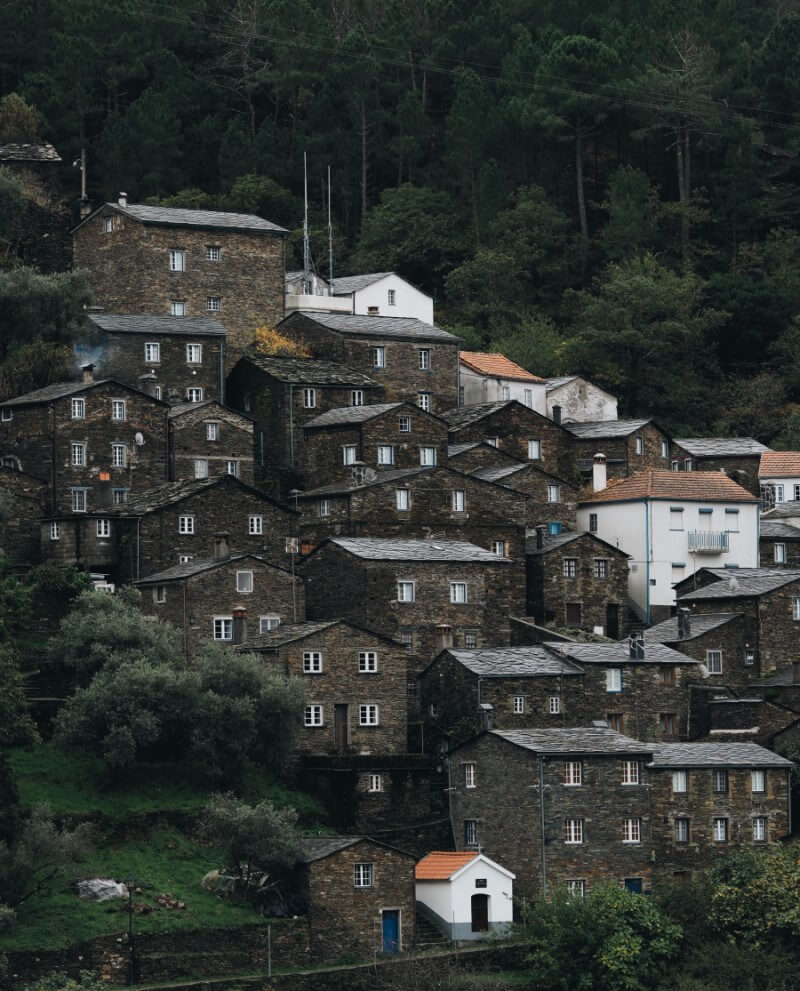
760 450 800 476
460 352 544 383
579 469 758 504
415 851 478 880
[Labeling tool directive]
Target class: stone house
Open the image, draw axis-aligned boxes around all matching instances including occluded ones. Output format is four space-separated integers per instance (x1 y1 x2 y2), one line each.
759 450 800 508
225 354 384 493
441 400 575 481
419 645 585 749
72 198 288 357
544 640 700 741
82 314 227 404
167 401 254 485
39 511 121 577
459 352 546 413
0 372 169 516
648 743 792 876
446 441 522 475
298 836 416 961
277 311 460 413
300 537 520 668
471 463 579 533
760 520 800 568
671 437 769 497
448 727 657 898
238 619 407 756
302 403 450 488
564 418 671 482
525 530 631 638
544 375 618 424
134 547 305 661
646 611 751 690
292 465 527 566
0 466 48 567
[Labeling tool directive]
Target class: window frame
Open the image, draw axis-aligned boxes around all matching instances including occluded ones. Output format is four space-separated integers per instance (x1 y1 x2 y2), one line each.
395 488 410 511
96 518 111 538
671 770 688 794
351 389 364 407
206 422 219 442
186 343 202 365
450 581 468 604
372 346 385 369
71 488 88 512
547 484 560 503
303 387 316 409
593 559 609 579
562 557 577 578
169 249 186 272
564 818 584 844
71 442 86 467
706 650 723 675
342 445 357 466
178 515 195 535
194 459 208 479
359 703 379 726
675 818 690 844
354 862 374 887
144 342 160 364
186 387 203 403
418 349 431 370
419 446 437 466
753 816 767 843
205 245 221 261
377 444 395 466
49 522 60 541
368 773 383 792
712 817 728 842
417 392 431 412
206 296 222 312
170 300 185 317
111 399 126 421
751 769 766 793
513 695 525 714
621 760 640 785
451 489 466 513
564 761 582 786
304 704 323 727
397 580 415 603
775 543 787 564
622 817 641 844
358 651 378 673
549 696 561 715
259 615 280 633
464 820 478 846
303 651 323 674
606 668 622 693
589 512 598 533
527 439 541 460
71 398 85 419
235 570 253 594
712 769 729 794
213 616 233 641
464 763 476 789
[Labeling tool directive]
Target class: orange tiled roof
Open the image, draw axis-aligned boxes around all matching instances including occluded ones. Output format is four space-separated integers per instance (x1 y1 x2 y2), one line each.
415 851 479 880
760 451 800 477
460 351 545 383
580 469 759 505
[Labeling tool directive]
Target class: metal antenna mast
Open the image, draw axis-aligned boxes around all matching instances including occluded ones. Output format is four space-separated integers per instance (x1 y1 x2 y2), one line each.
327 165 334 296
302 152 310 295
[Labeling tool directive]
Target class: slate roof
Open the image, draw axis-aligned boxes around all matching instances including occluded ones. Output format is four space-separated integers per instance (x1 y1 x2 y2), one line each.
674 437 769 457
239 621 341 649
133 554 274 584
649 742 792 768
471 464 530 483
762 501 800 519
545 376 579 391
545 641 697 665
563 418 652 438
299 837 365 862
760 451 800 476
459 352 544 383
0 143 61 162
331 272 393 292
0 377 161 408
295 466 433 498
100 202 287 234
579 469 759 504
491 727 653 756
524 531 629 558
302 403 405 429
166 401 247 420
324 537 508 563
444 647 584 678
678 570 800 600
646 612 742 642
441 401 548 430
760 520 800 539
110 475 289 516
289 311 458 342
239 355 380 387
88 314 226 337
415 851 478 880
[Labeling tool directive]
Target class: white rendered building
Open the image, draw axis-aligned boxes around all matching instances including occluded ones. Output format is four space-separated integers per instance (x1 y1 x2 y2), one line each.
285 271 434 322
459 352 547 412
545 375 618 423
415 851 515 940
759 450 800 508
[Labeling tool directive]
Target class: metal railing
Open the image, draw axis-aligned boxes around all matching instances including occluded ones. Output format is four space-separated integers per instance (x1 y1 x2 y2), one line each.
687 530 729 553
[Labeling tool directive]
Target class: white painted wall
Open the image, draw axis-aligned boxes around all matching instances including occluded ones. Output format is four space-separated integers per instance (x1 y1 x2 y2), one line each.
547 379 618 422
353 275 434 322
416 856 514 939
759 475 800 503
460 368 547 413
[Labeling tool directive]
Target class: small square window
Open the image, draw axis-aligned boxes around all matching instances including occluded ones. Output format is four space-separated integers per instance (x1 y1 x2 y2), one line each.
213 617 233 640
236 570 253 593
351 390 364 406
549 696 561 714
179 554 193 564
206 422 219 441
359 704 379 725
397 581 415 602
206 245 221 261
186 343 202 364
96 518 111 538
171 301 185 316
206 296 222 312
249 514 263 535
303 651 323 673
179 515 195 534
259 615 280 632
450 581 468 603
513 695 525 714
145 342 160 364
378 445 395 466
396 489 410 511
169 249 186 271
566 879 586 897
399 415 411 432
71 398 85 419
359 651 378 673
49 522 60 541
354 862 373 887
187 388 203 402
492 540 506 557
305 704 323 726
111 399 126 421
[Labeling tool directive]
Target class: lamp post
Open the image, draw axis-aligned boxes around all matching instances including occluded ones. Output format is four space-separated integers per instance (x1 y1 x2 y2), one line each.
125 876 136 985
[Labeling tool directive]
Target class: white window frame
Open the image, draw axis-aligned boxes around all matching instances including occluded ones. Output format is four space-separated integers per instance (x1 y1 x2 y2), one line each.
236 570 253 594
359 651 378 673
418 349 431 370
419 446 437 466
464 820 478 846
671 770 688 793
169 249 186 271
71 398 85 419
226 460 239 477
775 543 787 564
387 288 396 306
753 817 767 842
706 650 723 675
179 554 193 564
751 769 765 793
621 760 640 785
359 704 379 726
713 817 728 842
213 616 233 641
372 346 385 369
464 763 476 789
111 399 126 421
187 387 203 403
96 518 111 538
206 422 219 441
527 439 541 460
564 761 582 786
794 597 800 622
343 445 357 466
71 442 86 467
398 415 411 432
71 488 87 512
566 879 586 897
206 296 222 312
305 704 323 727
450 581 468 604
112 488 128 504
186 343 202 364
451 490 466 512
396 489 410 511
303 387 316 409
606 668 622 693
206 245 221 261
171 300 185 316
397 580 415 603
354 862 373 887
249 515 263 535
492 540 506 557
549 696 561 715
259 615 280 632
111 443 127 468
351 389 364 406
303 651 323 674
501 385 511 401
417 392 431 412
547 484 560 503
564 818 584 844
178 515 195 534
368 773 383 792
318 498 330 517
154 586 166 604
194 459 208 479
49 522 60 541
513 696 525 714
103 216 113 233
145 342 160 364
523 389 533 408
622 817 641 843
635 435 644 455
377 445 395 466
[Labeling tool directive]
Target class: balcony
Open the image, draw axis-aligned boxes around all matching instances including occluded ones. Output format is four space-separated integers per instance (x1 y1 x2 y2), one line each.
687 530 729 553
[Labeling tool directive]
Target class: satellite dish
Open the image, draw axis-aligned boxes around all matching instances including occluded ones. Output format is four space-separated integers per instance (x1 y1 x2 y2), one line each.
134 432 145 446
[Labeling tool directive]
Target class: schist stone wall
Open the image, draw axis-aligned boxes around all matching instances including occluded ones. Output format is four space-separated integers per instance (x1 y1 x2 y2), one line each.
0 468 47 567
168 403 254 485
446 443 522 474
760 533 800 568
475 465 579 531
570 422 670 481
74 209 286 357
40 515 119 574
657 616 754 690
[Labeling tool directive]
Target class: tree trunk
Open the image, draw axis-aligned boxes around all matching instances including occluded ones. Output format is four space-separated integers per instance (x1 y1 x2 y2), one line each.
575 124 589 278
360 101 368 233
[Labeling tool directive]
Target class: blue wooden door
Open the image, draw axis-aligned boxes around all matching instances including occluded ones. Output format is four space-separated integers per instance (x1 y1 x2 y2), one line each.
382 910 400 954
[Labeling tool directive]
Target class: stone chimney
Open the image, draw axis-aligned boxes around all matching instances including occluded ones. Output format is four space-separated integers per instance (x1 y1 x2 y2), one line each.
212 533 230 562
535 524 548 549
552 405 562 425
677 608 691 640
138 371 158 397
118 192 128 208
79 197 92 219
629 631 645 660
435 624 454 652
351 462 367 487
592 452 607 492
81 363 94 384
232 606 248 646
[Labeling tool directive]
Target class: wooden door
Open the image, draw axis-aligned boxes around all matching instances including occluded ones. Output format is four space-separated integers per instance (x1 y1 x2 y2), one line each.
471 894 489 932
382 910 400 954
606 603 619 639
334 704 349 751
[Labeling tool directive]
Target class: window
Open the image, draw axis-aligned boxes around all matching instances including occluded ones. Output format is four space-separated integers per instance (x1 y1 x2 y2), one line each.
464 631 478 648
186 343 202 364
178 515 195 534
213 617 233 640
725 508 739 532
303 388 316 409
96 518 111 538
775 543 787 564
706 650 723 675
486 437 499 448
660 666 676 686
110 443 126 468
206 245 221 261
179 554 193 564
450 581 468 604
566 879 586 897
378 445 395 466
418 349 431 370
171 301 185 316
303 651 323 673
492 540 506 557
564 761 582 786
372 346 385 368
343 445 357 465
236 570 253 594
501 385 511 400
49 522 60 541
594 559 609 579
155 387 162 400
398 580 415 602
419 446 437 466
753 817 767 843
669 507 684 530
103 216 113 233
464 820 478 846
672 770 688 793
394 488 410 512
194 459 208 479
187 388 203 402
247 516 264 541
305 705 323 727
527 439 541 460
623 818 641 843
660 713 677 736
354 862 373 887
684 458 693 471
464 763 476 788
713 817 728 842
154 586 166 604
351 389 364 406
513 696 525 714
549 696 561 714
258 616 279 633
661 440 669 459
794 597 800 622
417 393 431 412
606 668 622 692
635 435 643 455
206 296 221 312
547 484 560 503
671 460 679 471
359 651 378 673
71 488 87 512
564 818 584 844
145 342 160 364
607 713 624 732
712 769 728 794
387 288 396 306
169 249 185 271
523 389 533 408
206 422 219 441
751 769 765 793
71 398 85 419
359 704 379 725
589 513 598 533
563 558 577 578
745 649 755 667
110 399 126 422
317 498 330 517
400 629 414 653
398 415 411 432
675 818 690 843
621 761 640 785
71 442 86 467
368 773 383 792
112 488 128 504
0 409 10 422
451 490 466 512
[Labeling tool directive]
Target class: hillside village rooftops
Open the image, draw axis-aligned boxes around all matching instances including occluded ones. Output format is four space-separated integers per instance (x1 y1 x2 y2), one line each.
545 641 697 665
0 377 166 407
646 613 743 642
331 272 394 292
524 531 629 557
0 143 61 162
441 647 584 678
323 536 509 563
240 355 380 387
760 450 800 475
578 469 759 504
459 352 545 383
489 727 653 756
87 314 226 337
166 400 251 420
675 437 770 457
678 571 800 600
295 466 439 497
649 743 792 768
759 520 800 539
762 500 800 518
292 310 458 342
107 475 291 516
441 400 554 431
563 418 653 438
240 620 402 650
302 403 410 429
133 554 279 583
80 202 288 234
299 836 411 863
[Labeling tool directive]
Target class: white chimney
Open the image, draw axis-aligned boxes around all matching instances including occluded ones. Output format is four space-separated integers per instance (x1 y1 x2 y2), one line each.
592 452 607 492
118 192 128 207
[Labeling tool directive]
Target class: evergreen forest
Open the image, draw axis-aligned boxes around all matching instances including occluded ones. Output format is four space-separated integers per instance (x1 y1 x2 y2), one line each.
4 0 800 438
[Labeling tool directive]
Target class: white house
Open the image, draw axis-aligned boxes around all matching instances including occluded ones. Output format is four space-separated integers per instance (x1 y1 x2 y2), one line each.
759 451 800 509
285 270 434 322
545 375 618 423
415 851 515 940
459 353 547 412
576 459 760 624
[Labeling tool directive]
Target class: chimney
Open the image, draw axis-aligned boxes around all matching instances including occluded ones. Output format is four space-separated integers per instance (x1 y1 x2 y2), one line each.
479 702 493 731
592 452 607 492
212 533 230 561
118 192 128 208
629 630 645 660
677 607 690 640
351 461 367 487
81 363 94 384
552 405 562 425
435 624 454 652
138 371 158 397
79 197 92 219
232 606 248 646
97 471 112 508
535 524 548 550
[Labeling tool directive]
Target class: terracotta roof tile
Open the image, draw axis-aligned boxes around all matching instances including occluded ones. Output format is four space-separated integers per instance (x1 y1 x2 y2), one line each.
760 451 800 476
579 469 758 504
460 352 545 383
415 851 478 880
